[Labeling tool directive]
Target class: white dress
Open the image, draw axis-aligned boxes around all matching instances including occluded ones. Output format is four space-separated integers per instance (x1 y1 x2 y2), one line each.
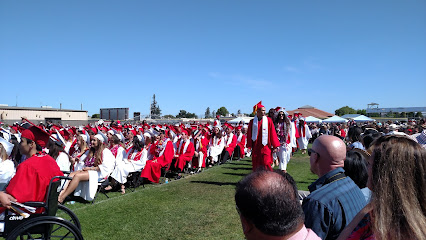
56 152 71 172
73 148 115 201
296 124 312 150
207 136 224 163
110 148 147 184
0 159 15 191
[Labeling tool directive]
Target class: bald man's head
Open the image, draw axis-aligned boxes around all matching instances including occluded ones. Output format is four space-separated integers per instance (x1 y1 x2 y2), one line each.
235 170 304 237
310 135 346 177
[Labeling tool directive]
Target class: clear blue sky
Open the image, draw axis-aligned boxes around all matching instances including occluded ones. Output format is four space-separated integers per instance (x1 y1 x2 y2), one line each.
1 1 425 117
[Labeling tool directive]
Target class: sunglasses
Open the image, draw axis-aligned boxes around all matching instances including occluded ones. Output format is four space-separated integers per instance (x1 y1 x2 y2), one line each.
308 148 320 157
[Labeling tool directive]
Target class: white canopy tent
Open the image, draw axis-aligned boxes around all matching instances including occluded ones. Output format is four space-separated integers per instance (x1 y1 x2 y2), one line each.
304 116 322 123
323 116 348 123
352 115 376 122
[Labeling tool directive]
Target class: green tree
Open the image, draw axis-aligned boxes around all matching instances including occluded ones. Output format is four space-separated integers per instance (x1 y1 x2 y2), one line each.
356 109 367 115
150 94 161 119
335 106 357 116
415 112 423 118
163 114 175 119
216 106 229 117
237 109 241 115
205 107 211 118
212 110 216 118
91 113 100 119
176 110 197 118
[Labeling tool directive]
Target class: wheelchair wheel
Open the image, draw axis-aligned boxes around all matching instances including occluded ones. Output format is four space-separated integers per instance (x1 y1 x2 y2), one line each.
57 204 81 230
6 216 83 240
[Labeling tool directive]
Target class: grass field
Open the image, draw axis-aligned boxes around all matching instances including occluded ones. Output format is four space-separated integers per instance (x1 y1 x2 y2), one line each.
61 151 316 240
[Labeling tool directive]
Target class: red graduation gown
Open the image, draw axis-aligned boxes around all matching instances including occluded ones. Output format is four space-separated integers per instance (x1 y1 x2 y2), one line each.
236 133 246 158
247 116 280 171
1 154 63 213
140 141 174 183
224 134 237 156
192 137 208 168
174 140 195 171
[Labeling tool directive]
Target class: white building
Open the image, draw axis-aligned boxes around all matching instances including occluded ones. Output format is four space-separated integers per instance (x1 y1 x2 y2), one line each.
0 106 88 125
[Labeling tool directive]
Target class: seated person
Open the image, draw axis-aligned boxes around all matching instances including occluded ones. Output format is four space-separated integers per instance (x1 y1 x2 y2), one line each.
0 126 63 217
206 126 224 166
58 134 115 203
192 130 208 173
70 134 90 172
173 129 194 173
0 137 16 191
140 132 174 183
220 125 237 164
234 126 246 160
235 170 320 240
108 136 148 194
47 138 72 172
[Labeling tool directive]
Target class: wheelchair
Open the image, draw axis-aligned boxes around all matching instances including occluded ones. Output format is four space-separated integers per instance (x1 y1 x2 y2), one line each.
0 176 83 239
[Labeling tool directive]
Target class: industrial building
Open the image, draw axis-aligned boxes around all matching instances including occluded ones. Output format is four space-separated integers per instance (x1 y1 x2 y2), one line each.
0 106 88 125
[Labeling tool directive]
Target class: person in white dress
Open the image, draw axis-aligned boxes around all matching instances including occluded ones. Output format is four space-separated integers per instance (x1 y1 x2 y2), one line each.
108 136 147 194
274 109 296 172
207 126 224 166
70 134 90 171
58 134 115 203
296 117 312 154
0 137 16 191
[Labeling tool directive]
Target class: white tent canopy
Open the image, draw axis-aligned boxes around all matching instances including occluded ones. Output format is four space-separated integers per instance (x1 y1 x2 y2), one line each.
323 116 348 123
227 117 254 124
352 115 376 122
304 116 322 123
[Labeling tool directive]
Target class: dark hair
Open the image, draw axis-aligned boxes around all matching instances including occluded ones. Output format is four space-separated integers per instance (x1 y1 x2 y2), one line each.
132 136 144 152
235 170 304 236
9 135 21 165
24 138 43 152
47 139 67 160
344 150 368 189
362 131 382 149
348 126 363 142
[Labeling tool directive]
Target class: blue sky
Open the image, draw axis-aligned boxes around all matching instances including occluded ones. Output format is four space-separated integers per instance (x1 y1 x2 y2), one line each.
1 1 425 117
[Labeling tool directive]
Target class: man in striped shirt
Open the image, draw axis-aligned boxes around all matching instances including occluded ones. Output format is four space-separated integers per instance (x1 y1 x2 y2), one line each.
302 135 366 240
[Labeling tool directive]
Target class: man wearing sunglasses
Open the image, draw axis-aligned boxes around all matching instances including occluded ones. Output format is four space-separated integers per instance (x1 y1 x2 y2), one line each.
302 135 366 240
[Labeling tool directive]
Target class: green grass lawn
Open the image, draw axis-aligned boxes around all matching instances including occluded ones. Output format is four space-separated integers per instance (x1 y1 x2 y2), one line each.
61 151 316 240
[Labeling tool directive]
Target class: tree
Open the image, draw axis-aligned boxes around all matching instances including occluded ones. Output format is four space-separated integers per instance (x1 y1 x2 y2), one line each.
212 110 216 118
335 106 356 116
176 110 197 119
150 94 161 119
356 109 367 115
415 112 423 118
163 114 175 119
237 109 241 115
216 106 229 117
205 107 211 118
91 113 100 119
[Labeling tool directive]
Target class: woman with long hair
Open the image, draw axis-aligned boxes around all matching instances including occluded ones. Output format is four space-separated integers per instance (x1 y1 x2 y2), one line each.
206 126 224 166
70 134 90 171
47 139 71 172
274 109 296 172
108 136 147 194
347 126 364 150
338 135 426 240
58 134 115 203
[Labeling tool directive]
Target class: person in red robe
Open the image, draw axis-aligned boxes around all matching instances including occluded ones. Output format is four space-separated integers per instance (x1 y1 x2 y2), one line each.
247 102 280 171
140 132 174 183
173 129 195 172
0 126 63 213
192 130 208 172
234 126 246 160
220 125 237 164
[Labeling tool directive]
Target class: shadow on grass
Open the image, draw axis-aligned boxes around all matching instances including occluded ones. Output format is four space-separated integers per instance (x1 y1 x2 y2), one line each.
228 162 249 166
190 180 236 186
222 167 252 171
222 172 248 177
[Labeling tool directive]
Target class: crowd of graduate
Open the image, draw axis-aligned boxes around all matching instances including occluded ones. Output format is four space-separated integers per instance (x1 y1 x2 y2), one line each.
0 107 425 239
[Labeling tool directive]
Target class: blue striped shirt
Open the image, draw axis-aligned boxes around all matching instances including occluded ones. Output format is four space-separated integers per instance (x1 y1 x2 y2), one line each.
302 167 367 240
